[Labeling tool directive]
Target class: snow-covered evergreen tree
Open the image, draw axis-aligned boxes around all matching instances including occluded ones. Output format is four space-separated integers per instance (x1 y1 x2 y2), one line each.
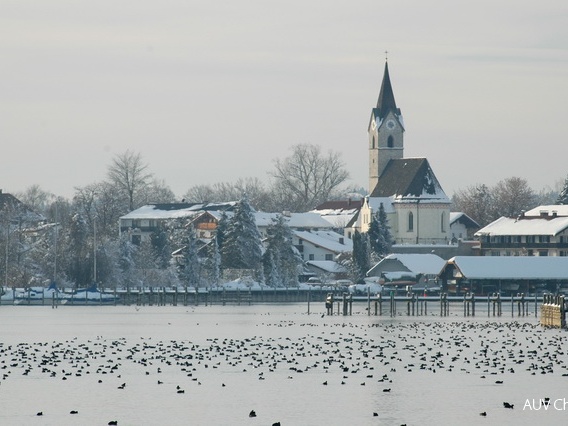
203 234 221 286
150 224 171 269
557 175 568 205
66 213 92 287
262 215 300 287
119 231 138 289
221 195 263 280
175 223 200 287
368 203 393 258
352 231 371 281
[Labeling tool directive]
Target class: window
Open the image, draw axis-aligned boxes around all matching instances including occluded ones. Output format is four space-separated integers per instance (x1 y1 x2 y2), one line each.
372 136 375 149
325 254 333 261
408 212 414 231
387 135 394 148
441 212 445 232
309 254 315 261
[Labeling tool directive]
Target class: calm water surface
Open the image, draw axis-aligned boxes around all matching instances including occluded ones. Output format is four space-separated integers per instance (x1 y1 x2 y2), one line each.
0 304 566 426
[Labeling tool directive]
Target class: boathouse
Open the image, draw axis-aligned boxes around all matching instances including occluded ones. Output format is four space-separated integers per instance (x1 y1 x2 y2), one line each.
438 256 568 296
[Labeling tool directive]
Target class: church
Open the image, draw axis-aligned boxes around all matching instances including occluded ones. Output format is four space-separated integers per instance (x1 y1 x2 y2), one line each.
359 61 451 245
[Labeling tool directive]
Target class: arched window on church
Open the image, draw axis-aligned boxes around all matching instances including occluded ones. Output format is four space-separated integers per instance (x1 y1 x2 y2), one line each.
387 135 394 148
408 212 414 231
372 136 375 149
441 212 446 232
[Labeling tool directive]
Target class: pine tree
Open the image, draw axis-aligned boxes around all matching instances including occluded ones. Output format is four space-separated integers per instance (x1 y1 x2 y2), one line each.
264 250 281 287
263 215 300 287
352 231 371 281
557 175 568 205
179 223 200 287
368 203 393 258
221 195 263 280
150 224 171 269
203 234 221 286
119 231 138 290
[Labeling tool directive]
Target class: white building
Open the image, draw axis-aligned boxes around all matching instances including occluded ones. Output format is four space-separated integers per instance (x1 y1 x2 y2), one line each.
475 205 568 257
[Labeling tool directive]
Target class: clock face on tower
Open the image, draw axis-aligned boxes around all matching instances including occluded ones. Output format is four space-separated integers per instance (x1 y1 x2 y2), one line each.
386 119 396 130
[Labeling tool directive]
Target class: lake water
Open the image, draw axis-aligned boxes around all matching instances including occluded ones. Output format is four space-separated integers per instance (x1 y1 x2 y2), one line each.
0 303 567 426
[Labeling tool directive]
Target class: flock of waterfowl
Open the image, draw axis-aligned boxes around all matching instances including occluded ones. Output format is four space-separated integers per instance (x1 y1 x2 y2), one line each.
0 313 567 425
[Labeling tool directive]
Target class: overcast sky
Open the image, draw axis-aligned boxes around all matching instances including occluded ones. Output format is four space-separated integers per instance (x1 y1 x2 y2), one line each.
1 0 567 200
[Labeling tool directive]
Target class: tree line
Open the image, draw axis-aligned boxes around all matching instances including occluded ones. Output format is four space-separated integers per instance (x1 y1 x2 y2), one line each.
451 176 567 228
2 143 567 289
0 144 352 288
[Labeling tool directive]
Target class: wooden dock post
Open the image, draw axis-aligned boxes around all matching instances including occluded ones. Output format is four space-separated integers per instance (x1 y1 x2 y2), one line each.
325 293 332 315
440 293 448 316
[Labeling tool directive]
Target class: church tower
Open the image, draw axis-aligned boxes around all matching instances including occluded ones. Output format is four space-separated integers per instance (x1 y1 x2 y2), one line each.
368 60 404 193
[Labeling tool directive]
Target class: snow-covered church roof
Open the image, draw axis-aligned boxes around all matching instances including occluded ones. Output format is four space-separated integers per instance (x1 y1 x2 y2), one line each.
369 158 449 203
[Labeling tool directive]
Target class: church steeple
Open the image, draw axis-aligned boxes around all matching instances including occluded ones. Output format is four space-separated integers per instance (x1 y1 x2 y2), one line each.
375 61 398 120
368 60 404 193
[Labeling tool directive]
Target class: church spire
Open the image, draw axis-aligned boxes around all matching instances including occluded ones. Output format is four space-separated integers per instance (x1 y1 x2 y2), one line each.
375 61 398 120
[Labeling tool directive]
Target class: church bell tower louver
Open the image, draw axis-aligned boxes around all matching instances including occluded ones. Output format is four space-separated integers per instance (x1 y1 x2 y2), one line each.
368 60 404 193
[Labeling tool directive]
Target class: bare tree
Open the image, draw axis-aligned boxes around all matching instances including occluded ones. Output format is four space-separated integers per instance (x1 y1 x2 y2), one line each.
16 185 55 216
139 178 177 205
183 177 271 210
452 184 496 227
270 144 349 212
492 177 536 218
453 177 538 227
106 150 152 211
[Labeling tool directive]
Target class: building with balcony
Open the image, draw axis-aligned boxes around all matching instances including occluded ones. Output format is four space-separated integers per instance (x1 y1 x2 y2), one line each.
475 205 568 256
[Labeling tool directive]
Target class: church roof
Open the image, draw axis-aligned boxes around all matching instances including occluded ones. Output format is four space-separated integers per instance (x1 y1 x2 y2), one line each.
369 158 449 202
374 61 401 120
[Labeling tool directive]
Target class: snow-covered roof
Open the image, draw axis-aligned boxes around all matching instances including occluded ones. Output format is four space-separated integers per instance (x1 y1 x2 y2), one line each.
294 230 353 253
369 158 450 203
315 211 358 228
120 202 236 220
450 212 480 229
367 253 445 277
442 256 568 280
306 260 347 273
524 205 568 217
254 212 333 229
475 216 568 237
366 197 395 214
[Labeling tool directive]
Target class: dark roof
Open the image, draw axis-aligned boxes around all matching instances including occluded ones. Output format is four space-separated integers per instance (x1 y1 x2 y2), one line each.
0 191 44 222
152 203 196 211
0 191 21 211
450 212 480 229
369 158 448 199
374 61 401 120
150 202 235 212
314 199 363 210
